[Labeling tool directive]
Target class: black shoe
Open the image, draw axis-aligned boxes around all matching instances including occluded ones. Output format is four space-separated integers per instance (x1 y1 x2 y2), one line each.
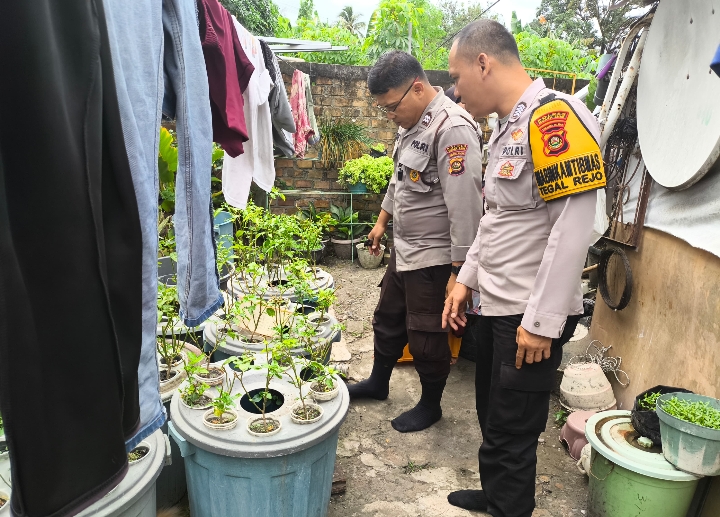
447 490 488 511
347 357 394 400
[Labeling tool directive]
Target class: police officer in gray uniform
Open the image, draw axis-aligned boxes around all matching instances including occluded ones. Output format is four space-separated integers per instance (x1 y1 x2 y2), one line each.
349 51 484 433
443 21 604 517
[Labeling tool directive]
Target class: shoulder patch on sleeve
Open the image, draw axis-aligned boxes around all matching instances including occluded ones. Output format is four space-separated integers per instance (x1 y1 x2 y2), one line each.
529 98 606 202
445 144 468 176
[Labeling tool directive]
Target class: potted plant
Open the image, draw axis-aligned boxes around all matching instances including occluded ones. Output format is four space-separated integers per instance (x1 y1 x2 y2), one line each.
329 204 367 260
179 351 214 410
204 365 240 431
656 392 720 476
308 361 341 402
356 241 386 269
276 337 323 425
338 154 393 194
156 283 189 393
233 351 286 437
369 142 386 158
317 116 370 168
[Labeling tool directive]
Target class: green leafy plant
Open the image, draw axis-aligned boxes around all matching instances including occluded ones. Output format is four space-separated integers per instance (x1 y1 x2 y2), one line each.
659 397 720 430
317 117 371 168
586 76 598 111
275 17 368 66
371 143 386 153
515 31 598 79
210 366 240 420
180 351 212 408
338 155 394 194
158 127 178 214
329 204 367 239
554 408 569 427
156 282 186 378
638 391 662 411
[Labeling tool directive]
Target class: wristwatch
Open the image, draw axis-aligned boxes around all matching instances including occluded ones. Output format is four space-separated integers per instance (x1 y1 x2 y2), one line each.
451 265 462 276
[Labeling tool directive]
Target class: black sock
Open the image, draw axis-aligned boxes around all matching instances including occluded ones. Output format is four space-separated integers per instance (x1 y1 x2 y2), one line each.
391 379 445 433
347 356 395 400
447 490 488 511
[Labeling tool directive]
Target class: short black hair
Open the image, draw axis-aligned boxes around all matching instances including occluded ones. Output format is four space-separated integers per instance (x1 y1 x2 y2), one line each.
367 50 427 95
455 19 521 65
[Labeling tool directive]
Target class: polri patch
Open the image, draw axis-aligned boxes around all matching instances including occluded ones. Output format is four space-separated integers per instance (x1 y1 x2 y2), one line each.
411 140 429 153
409 169 421 182
509 102 527 122
529 98 606 202
445 144 468 176
421 112 433 127
501 145 525 157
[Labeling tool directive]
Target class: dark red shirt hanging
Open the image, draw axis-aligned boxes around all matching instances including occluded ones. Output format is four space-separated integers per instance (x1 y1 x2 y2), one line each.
197 0 254 157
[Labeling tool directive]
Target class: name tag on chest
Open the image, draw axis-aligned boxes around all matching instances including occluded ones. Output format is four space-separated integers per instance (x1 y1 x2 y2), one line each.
500 145 525 157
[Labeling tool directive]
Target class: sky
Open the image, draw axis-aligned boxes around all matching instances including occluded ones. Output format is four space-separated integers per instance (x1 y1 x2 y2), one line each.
274 0 543 32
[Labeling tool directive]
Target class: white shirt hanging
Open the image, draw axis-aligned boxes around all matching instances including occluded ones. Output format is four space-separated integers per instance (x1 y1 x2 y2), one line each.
222 17 274 208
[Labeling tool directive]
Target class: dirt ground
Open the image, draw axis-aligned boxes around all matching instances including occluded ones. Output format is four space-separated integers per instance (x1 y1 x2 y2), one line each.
323 257 591 517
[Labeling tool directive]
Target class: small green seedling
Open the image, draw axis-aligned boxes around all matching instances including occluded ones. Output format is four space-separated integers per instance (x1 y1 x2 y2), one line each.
660 397 720 430
639 391 662 411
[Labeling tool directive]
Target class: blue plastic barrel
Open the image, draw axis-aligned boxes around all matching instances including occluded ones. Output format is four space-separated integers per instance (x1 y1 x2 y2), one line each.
214 211 234 265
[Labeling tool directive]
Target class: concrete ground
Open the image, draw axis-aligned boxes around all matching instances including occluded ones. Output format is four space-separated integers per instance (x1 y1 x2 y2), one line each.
324 257 591 517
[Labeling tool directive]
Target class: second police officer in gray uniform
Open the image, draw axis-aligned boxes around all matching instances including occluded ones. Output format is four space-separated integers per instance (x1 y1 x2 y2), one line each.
348 51 484 433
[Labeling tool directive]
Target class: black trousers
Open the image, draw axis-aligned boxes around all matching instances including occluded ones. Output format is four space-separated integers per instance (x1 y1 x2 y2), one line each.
372 250 452 383
475 314 580 517
0 1 143 515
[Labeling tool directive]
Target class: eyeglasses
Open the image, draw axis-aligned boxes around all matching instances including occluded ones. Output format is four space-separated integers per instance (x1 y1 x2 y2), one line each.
376 76 419 114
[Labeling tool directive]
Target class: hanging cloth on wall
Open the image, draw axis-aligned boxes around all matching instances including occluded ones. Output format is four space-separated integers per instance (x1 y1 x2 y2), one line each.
290 69 314 158
196 0 254 157
222 18 275 208
304 72 320 146
259 40 296 158
0 0 143 514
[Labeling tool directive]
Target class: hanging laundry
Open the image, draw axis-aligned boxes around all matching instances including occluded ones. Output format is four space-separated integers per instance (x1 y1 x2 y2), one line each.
259 40 296 158
222 19 275 208
304 72 321 146
290 69 315 158
0 1 143 515
197 0 254 157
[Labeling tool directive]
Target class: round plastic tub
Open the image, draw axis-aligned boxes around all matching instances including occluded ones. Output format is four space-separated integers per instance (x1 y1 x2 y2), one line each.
585 411 701 517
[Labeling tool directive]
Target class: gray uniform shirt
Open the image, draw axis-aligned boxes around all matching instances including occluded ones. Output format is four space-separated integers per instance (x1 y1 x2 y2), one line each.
381 88 484 272
457 78 597 339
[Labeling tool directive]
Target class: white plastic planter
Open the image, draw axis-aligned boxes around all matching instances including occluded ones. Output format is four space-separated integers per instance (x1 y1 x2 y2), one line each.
310 380 340 402
290 401 324 425
76 430 170 517
169 365 349 517
203 409 239 431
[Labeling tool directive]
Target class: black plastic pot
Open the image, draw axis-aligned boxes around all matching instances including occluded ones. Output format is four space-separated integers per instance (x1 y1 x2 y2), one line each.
631 385 694 445
369 148 386 158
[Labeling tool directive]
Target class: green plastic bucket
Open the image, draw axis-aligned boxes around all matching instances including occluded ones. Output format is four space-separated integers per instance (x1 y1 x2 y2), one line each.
656 393 720 476
585 411 701 517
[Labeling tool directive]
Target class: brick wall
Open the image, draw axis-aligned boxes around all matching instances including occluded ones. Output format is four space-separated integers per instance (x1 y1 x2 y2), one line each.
270 61 587 219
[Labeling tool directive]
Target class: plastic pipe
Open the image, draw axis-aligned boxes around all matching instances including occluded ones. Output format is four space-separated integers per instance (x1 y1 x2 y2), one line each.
600 28 649 150
598 22 646 127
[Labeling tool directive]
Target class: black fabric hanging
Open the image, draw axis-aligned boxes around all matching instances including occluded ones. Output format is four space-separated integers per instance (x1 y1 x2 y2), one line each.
0 0 144 515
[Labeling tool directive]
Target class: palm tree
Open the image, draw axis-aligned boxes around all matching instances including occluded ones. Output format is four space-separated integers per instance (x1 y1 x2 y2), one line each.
338 6 366 36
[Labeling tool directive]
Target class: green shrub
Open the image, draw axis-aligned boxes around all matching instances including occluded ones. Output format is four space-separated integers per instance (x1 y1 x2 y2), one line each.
338 155 394 194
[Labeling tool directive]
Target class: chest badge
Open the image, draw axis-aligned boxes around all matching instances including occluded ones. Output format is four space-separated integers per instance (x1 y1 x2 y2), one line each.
421 112 433 127
511 129 525 141
498 161 515 178
509 102 527 123
409 170 421 182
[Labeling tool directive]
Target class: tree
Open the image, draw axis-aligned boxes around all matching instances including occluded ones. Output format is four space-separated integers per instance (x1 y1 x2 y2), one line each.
338 6 366 36
437 1 499 48
220 0 279 37
526 0 647 53
275 17 368 65
515 31 598 78
298 0 315 21
364 0 446 69
510 11 523 35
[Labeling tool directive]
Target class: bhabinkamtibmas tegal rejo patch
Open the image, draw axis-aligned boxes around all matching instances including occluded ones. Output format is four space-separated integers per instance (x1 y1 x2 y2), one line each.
528 96 606 202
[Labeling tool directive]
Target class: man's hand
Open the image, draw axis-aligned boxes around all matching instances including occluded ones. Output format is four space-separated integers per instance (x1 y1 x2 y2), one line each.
442 283 470 331
515 326 552 369
367 222 386 256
